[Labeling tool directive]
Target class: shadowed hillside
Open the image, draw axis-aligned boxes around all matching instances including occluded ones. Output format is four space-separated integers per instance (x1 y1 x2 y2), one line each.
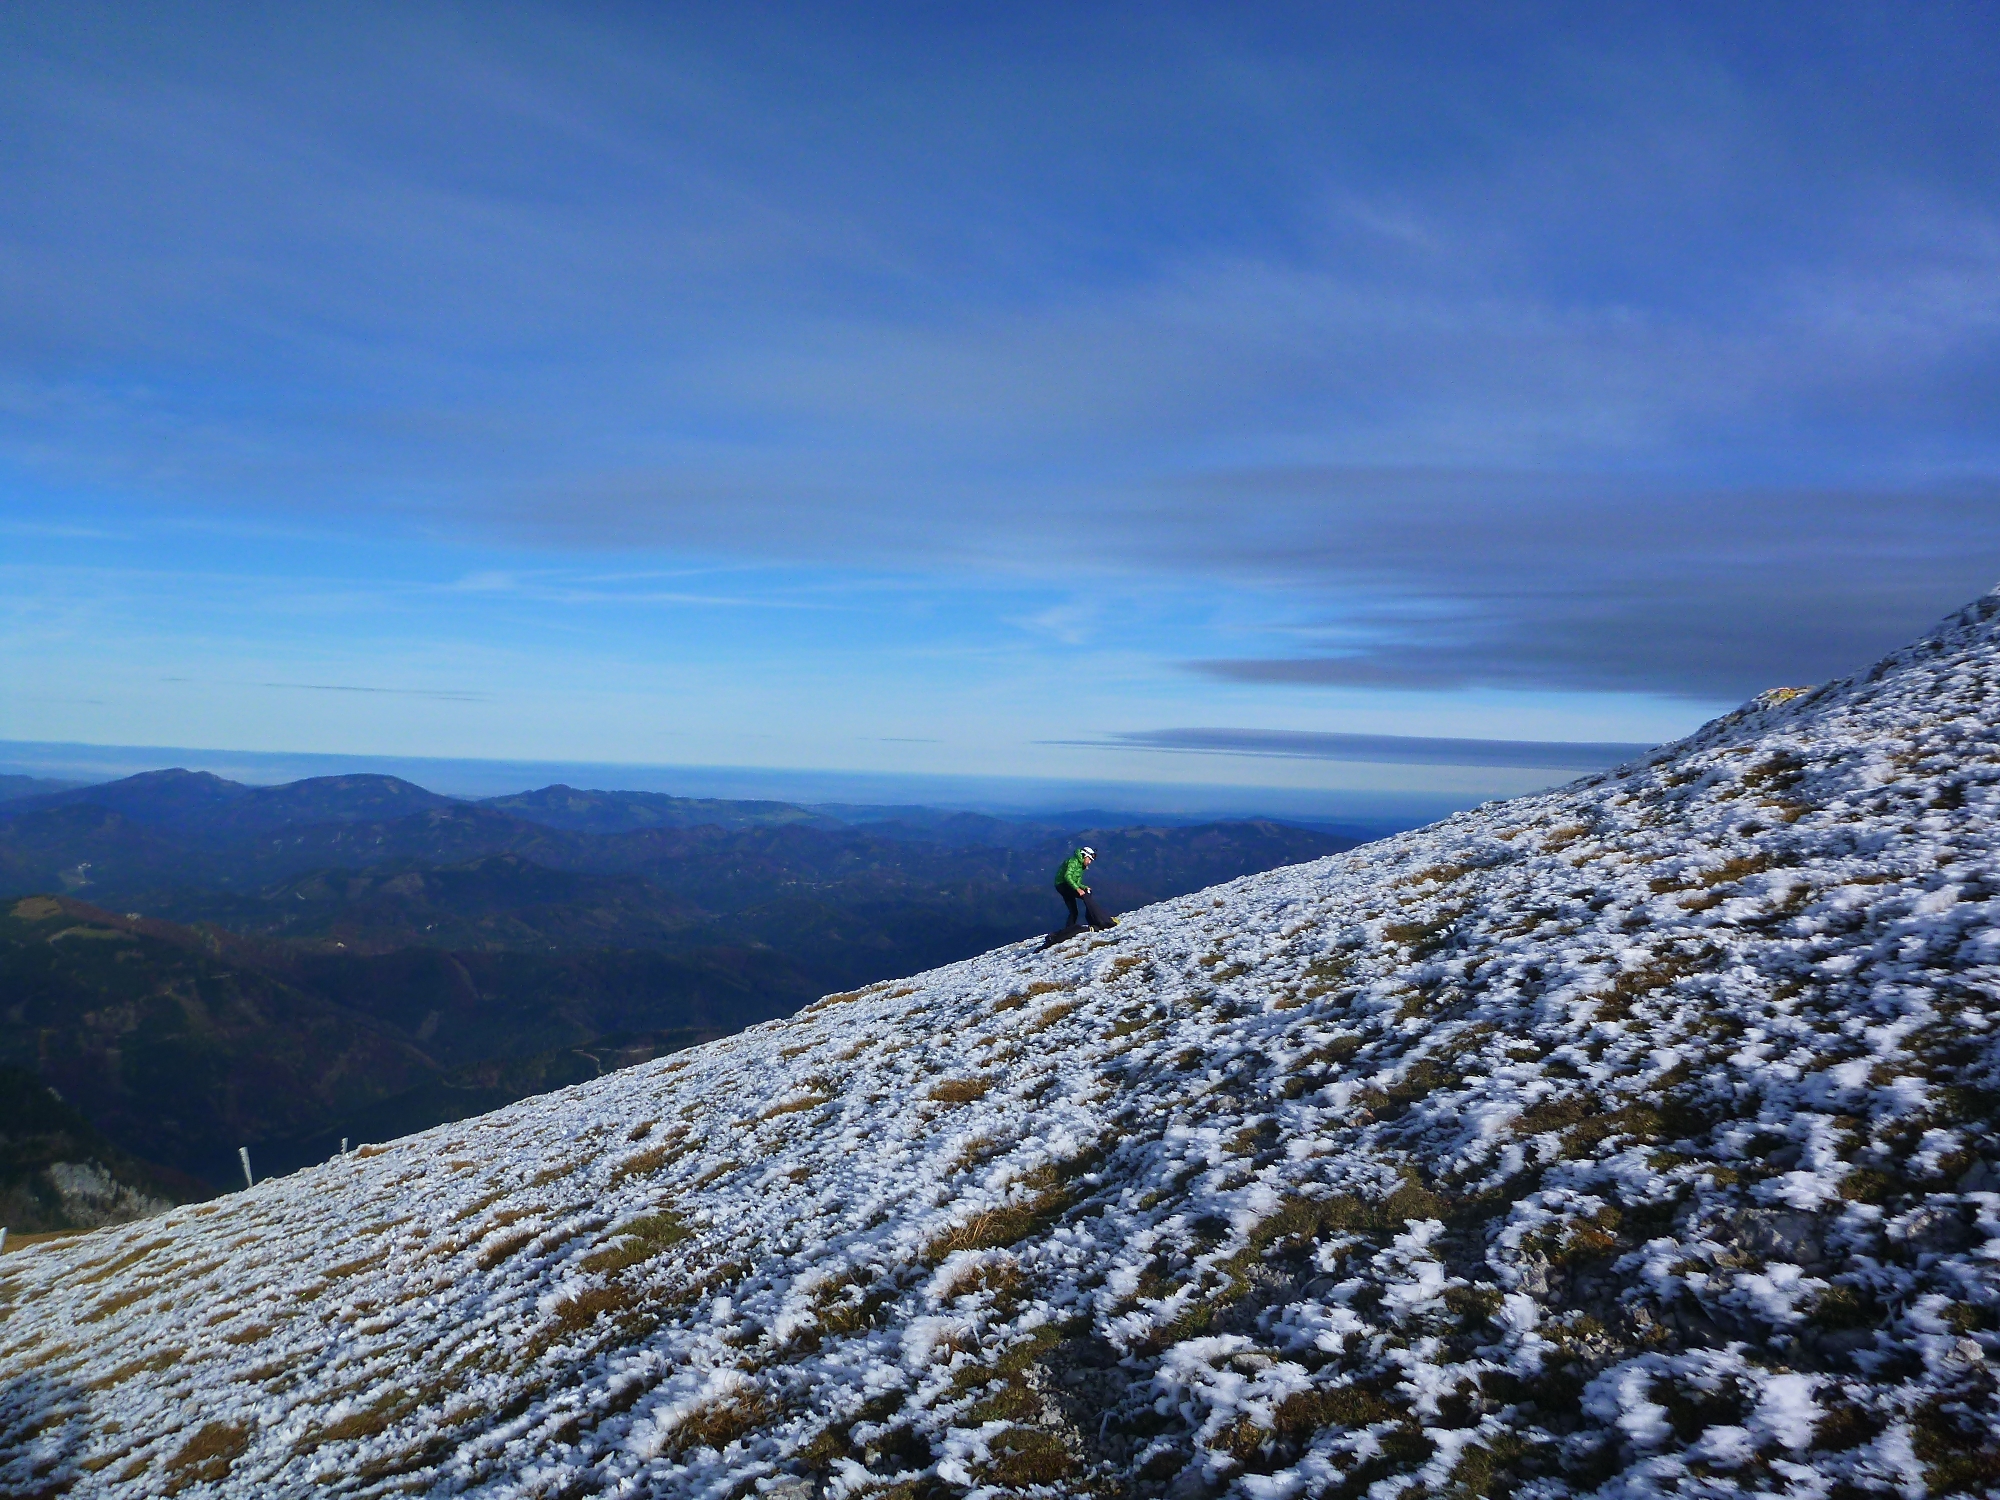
0 895 806 1186
0 1066 207 1234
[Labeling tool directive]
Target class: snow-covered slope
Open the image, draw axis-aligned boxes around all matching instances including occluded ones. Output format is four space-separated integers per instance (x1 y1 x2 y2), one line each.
6 592 2000 1500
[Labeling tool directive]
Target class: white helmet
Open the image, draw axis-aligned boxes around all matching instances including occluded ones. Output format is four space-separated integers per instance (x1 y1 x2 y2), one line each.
1080 846 1095 857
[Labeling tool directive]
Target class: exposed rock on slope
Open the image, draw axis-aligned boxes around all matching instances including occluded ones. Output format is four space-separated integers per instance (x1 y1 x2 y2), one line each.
0 1066 198 1234
4 592 2000 1498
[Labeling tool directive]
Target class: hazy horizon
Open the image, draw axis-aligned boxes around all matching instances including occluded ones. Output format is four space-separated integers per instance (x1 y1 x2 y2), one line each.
0 734 1567 830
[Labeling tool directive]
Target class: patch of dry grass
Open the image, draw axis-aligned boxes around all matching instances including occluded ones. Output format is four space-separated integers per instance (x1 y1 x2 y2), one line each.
759 1092 836 1121
581 1210 690 1274
1589 944 1719 1021
329 1243 395 1279
475 1230 538 1271
1297 952 1352 997
1 1227 93 1254
1215 1385 1400 1461
296 1389 425 1454
933 1254 1026 1306
922 1164 1087 1263
659 1388 772 1459
74 1238 169 1285
928 1077 992 1104
1027 1002 1077 1034
1410 862 1475 886
607 1136 688 1186
526 1248 745 1364
449 1188 508 1223
1693 853 1772 888
162 1420 251 1494
86 1347 182 1389
546 1282 645 1340
805 1269 896 1341
79 1286 152 1324
78 1445 138 1476
972 1425 1076 1488
1382 908 1464 957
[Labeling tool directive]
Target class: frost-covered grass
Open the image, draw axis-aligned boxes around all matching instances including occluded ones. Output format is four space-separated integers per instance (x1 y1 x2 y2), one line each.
5 592 2000 1498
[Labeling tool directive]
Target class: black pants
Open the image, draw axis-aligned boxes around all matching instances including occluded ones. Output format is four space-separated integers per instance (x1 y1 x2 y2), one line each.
1057 882 1112 929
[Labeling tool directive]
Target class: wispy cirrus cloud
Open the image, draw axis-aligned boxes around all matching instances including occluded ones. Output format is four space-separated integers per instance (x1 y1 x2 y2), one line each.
1048 727 1658 771
1157 475 2000 700
259 682 491 703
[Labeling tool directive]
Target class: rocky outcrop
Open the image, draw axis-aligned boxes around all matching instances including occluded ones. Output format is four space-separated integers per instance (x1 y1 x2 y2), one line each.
0 1067 195 1233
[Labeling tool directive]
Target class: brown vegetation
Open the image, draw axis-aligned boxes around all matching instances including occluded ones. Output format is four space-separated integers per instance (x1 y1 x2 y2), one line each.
928 1077 992 1104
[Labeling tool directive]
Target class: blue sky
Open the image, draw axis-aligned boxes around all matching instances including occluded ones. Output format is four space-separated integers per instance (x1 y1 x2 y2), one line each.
4 2 1998 805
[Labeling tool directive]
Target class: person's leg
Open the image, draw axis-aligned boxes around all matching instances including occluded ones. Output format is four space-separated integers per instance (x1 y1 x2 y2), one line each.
1059 886 1080 927
1080 889 1114 928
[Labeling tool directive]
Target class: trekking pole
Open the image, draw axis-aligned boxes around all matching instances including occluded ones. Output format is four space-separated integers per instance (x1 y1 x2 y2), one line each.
239 1146 254 1190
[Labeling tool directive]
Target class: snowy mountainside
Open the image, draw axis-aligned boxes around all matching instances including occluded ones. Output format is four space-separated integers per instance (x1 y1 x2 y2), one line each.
4 590 2000 1499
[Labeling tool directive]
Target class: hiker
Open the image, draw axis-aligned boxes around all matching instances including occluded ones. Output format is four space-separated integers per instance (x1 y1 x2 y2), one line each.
1054 845 1116 930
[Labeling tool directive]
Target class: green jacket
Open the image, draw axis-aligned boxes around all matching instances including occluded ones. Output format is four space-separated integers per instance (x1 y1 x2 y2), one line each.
1056 850 1090 890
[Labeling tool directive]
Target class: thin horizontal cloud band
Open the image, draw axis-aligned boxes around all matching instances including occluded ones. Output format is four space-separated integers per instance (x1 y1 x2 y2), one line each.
1044 728 1660 770
259 682 493 703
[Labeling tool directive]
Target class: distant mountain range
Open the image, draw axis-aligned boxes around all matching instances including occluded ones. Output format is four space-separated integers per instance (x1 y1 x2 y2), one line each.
481 783 845 834
0 771 1360 1207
